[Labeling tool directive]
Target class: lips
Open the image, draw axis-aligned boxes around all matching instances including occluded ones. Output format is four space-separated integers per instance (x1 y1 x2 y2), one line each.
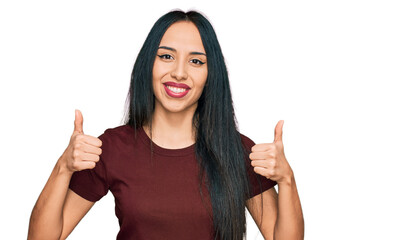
163 81 191 98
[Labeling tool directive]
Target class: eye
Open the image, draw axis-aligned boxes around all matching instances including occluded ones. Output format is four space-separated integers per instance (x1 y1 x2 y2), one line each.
158 54 174 60
190 59 205 65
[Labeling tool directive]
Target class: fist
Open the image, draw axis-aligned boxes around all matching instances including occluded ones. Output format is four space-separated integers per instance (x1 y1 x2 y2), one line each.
61 109 103 173
249 120 293 184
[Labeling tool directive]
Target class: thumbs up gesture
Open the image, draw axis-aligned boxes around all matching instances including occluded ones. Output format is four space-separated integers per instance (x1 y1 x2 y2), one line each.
60 109 103 173
249 120 293 184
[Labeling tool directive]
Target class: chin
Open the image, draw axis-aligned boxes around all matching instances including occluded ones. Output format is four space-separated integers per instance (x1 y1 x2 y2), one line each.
165 106 186 113
158 100 197 114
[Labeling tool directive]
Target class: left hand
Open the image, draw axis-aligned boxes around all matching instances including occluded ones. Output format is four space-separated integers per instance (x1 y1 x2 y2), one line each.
249 120 293 184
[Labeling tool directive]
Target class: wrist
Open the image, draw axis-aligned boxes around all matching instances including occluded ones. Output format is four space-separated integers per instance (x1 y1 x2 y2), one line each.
56 155 74 177
278 170 295 187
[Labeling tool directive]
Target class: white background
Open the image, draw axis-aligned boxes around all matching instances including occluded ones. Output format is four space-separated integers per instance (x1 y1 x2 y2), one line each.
1 0 414 239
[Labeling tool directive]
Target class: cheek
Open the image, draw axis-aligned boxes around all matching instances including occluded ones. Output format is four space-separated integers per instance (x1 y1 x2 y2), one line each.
152 61 167 90
194 69 208 89
152 62 163 82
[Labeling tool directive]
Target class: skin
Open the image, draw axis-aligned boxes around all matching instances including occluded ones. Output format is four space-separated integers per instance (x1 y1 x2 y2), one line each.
247 121 304 239
28 21 304 240
143 21 208 148
28 109 101 240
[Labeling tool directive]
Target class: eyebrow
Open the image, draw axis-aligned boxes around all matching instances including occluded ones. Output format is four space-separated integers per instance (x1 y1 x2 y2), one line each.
158 46 206 56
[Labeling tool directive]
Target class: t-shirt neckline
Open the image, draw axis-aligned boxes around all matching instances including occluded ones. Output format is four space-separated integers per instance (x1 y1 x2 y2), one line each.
134 125 196 157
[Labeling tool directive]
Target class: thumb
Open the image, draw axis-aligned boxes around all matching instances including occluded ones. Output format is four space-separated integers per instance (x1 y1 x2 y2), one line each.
74 109 84 134
273 120 284 143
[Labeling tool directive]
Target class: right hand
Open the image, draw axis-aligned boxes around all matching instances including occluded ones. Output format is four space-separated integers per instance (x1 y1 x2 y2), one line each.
60 109 103 173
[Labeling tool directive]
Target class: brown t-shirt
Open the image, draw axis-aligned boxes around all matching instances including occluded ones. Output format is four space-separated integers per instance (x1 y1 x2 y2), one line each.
69 125 277 240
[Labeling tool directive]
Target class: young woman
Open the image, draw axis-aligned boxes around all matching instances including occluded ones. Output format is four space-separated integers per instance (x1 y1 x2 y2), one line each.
28 10 304 240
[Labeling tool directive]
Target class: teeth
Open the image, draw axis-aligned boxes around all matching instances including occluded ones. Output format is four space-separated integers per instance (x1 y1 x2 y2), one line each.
166 85 187 93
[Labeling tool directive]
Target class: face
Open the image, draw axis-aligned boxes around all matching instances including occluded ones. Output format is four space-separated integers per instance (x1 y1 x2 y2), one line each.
152 21 208 114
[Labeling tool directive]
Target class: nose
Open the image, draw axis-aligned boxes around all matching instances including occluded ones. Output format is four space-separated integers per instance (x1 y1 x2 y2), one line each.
170 59 188 81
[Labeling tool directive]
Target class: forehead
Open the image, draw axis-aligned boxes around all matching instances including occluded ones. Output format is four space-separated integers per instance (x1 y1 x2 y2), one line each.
159 21 205 53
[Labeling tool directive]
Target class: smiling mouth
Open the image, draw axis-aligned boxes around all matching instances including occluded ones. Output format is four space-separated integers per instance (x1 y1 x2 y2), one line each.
165 85 187 93
163 82 191 98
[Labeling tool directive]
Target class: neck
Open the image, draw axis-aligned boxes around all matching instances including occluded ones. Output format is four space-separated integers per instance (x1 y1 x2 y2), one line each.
144 102 197 149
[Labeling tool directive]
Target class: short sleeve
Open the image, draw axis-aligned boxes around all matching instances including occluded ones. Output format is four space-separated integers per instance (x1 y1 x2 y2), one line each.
240 134 277 199
69 131 110 202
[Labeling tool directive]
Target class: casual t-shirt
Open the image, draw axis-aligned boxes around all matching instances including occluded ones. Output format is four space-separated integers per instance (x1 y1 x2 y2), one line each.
69 125 277 240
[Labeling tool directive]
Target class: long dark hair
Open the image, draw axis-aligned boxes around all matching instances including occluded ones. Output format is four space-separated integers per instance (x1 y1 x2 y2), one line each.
123 10 263 240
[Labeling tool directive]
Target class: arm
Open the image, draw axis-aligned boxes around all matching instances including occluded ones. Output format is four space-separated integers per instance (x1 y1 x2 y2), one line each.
273 174 304 240
246 174 304 240
249 120 304 239
246 187 278 239
28 110 102 240
28 160 94 240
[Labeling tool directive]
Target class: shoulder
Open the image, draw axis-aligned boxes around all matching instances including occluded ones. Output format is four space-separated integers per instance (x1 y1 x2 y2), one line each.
97 125 138 152
239 132 256 152
95 125 137 165
99 124 135 140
